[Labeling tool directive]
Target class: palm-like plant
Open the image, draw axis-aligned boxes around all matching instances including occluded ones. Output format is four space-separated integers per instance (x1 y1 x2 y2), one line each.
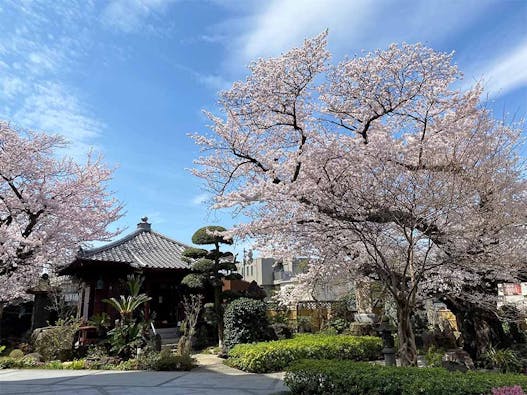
103 293 151 322
103 275 151 323
103 275 153 359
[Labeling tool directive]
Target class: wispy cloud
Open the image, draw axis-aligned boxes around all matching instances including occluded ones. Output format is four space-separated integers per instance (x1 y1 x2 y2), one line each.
219 0 494 66
240 0 371 61
0 1 180 155
14 82 104 154
199 0 510 100
0 1 102 153
473 40 527 97
191 193 211 206
194 73 232 91
144 211 167 225
160 59 232 91
100 0 177 33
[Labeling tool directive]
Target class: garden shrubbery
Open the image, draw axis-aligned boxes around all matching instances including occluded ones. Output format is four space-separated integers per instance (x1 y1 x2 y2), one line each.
284 359 527 395
0 349 195 371
269 323 293 340
223 297 271 350
227 333 382 373
0 355 86 369
138 348 195 371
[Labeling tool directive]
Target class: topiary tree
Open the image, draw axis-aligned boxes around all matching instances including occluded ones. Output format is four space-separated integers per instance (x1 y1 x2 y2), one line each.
223 297 271 351
181 226 241 347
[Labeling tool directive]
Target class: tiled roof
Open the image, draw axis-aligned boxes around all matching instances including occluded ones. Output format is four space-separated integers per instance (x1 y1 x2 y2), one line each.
78 228 191 270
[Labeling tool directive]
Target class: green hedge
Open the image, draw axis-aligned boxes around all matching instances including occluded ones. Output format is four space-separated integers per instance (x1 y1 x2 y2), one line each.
224 297 271 350
227 334 382 373
284 359 527 395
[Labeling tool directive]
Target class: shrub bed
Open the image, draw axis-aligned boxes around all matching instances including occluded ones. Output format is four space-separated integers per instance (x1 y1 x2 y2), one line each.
227 334 382 373
0 357 85 369
0 350 195 371
284 359 527 395
224 297 271 351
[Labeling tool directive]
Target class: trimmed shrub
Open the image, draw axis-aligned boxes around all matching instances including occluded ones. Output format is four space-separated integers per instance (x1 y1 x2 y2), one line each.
284 359 527 395
8 349 24 359
227 333 382 373
154 351 194 371
43 360 64 369
138 349 195 371
0 357 17 368
62 359 86 370
224 297 271 350
0 356 42 368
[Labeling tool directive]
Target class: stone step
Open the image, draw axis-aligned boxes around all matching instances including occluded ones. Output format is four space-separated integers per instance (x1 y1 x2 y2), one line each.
161 343 178 351
155 327 179 338
161 337 180 345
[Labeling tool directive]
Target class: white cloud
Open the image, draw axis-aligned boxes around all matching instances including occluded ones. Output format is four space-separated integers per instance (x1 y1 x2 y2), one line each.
224 0 494 66
161 60 232 91
475 41 527 97
202 0 500 90
0 2 103 155
240 0 371 61
101 0 176 33
13 82 104 155
0 76 25 99
195 73 231 91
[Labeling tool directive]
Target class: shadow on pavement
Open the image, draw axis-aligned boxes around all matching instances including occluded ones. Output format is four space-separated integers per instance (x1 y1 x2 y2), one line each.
0 364 290 395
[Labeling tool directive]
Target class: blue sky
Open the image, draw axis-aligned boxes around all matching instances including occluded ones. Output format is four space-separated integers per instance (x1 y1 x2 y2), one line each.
1 0 526 252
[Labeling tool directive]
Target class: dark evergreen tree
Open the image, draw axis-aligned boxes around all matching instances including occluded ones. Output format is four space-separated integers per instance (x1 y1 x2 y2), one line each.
181 226 240 347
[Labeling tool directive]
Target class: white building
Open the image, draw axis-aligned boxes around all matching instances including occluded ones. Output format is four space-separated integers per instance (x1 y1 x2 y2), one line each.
237 252 352 301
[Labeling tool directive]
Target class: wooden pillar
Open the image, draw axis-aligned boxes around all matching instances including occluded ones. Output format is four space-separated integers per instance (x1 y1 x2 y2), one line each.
82 283 91 321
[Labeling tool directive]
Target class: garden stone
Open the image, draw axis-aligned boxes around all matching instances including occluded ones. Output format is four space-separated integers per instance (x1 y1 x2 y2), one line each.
25 352 44 362
441 349 475 372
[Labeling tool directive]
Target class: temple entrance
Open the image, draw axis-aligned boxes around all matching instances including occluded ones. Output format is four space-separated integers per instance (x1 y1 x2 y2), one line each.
149 282 184 327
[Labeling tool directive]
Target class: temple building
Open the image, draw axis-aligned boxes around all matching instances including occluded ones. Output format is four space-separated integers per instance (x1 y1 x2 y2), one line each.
59 218 192 328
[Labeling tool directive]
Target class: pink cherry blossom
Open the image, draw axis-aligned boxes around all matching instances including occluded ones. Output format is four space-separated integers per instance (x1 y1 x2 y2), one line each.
0 122 123 303
193 32 527 366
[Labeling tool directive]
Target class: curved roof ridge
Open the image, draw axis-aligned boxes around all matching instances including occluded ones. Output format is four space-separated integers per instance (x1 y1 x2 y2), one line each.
149 230 192 250
69 226 192 270
80 228 145 257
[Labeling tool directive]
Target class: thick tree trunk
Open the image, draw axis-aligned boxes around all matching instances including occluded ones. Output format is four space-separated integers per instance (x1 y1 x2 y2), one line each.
396 299 417 366
0 303 3 341
445 297 506 361
214 285 224 348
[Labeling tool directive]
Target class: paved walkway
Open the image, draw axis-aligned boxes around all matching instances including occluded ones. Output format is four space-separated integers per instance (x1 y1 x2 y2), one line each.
0 354 289 395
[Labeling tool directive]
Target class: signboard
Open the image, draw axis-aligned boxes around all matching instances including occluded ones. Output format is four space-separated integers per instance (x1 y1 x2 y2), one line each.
497 282 527 308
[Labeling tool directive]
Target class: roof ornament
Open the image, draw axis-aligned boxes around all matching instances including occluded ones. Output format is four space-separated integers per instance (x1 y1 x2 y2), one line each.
137 216 151 231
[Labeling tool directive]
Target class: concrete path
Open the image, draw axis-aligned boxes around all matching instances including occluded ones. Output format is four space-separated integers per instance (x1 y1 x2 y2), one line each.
0 354 289 395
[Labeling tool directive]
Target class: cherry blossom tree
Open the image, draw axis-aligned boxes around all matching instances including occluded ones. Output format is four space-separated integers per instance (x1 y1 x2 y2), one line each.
0 121 123 306
192 32 527 366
